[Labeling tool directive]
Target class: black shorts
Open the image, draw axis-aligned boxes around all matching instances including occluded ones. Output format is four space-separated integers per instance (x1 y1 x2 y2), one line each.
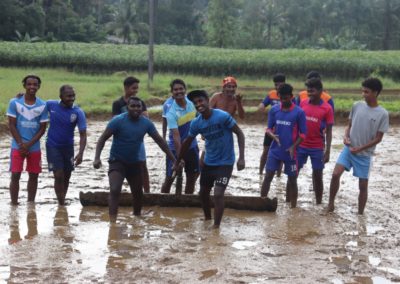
108 160 142 178
263 133 273 147
200 165 233 189
166 147 200 177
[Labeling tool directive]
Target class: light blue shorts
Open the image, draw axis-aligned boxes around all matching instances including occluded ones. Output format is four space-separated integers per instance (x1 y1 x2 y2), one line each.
336 146 371 179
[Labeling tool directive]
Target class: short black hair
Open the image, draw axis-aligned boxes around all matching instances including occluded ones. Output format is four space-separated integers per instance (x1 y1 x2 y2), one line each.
273 73 286 83
170 79 186 92
362 77 383 96
22 75 41 86
306 71 321 80
187 90 209 101
127 96 143 107
59 84 74 95
305 78 323 91
278 83 293 96
123 76 140 87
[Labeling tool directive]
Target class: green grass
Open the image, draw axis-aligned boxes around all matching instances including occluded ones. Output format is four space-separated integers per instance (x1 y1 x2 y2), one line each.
1 67 399 117
1 42 400 80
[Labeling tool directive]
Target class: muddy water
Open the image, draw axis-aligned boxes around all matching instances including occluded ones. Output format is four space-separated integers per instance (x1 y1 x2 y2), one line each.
0 121 399 283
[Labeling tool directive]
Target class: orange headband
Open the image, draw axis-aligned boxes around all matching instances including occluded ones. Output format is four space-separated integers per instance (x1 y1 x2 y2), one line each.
222 76 237 87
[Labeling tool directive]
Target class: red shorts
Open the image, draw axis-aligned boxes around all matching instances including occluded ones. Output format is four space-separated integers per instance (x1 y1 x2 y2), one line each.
10 149 42 174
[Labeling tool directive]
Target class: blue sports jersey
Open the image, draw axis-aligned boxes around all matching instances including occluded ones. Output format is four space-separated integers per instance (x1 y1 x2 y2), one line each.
7 96 49 152
46 100 87 147
107 113 157 163
166 97 198 151
267 103 307 161
162 97 174 118
189 109 236 166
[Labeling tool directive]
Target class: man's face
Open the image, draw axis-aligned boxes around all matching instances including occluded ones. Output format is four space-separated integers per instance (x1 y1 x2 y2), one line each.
307 87 322 101
274 81 284 91
222 83 237 96
172 83 186 100
23 77 40 96
279 93 293 108
127 99 143 118
125 83 139 97
192 96 209 113
362 87 377 102
60 87 76 108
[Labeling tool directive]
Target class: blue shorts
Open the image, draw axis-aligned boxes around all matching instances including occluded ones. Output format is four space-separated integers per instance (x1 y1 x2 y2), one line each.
266 152 298 177
297 147 324 170
46 146 74 172
166 147 200 177
336 146 371 179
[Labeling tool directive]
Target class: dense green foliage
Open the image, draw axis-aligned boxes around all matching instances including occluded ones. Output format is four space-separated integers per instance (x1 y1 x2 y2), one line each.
0 0 399 50
1 42 400 80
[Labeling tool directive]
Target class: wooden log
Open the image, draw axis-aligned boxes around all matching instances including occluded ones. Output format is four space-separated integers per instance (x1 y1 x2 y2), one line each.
79 191 278 212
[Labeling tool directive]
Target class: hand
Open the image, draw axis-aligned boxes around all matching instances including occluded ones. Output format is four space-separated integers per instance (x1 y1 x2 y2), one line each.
93 158 102 169
235 93 242 103
172 159 185 173
236 157 245 171
74 153 83 166
343 136 351 145
349 146 362 154
273 134 281 147
18 143 29 157
323 150 330 163
286 145 295 160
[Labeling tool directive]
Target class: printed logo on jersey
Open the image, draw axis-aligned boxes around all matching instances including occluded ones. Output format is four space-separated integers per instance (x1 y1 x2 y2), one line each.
70 113 77 123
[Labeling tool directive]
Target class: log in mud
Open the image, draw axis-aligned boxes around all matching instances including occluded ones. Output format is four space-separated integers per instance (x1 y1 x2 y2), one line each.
79 191 278 212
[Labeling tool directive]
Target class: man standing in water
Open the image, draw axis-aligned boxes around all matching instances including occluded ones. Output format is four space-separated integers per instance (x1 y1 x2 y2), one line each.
7 75 48 205
112 76 150 193
174 90 245 228
94 97 177 222
46 85 87 205
297 78 334 204
261 84 307 208
328 78 389 214
258 73 286 175
210 76 245 119
161 79 199 194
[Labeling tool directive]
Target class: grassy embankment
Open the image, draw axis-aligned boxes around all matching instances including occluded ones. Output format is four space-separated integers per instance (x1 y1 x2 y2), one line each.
0 42 399 120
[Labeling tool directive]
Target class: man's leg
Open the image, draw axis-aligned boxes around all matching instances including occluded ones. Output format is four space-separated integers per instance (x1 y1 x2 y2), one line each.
199 185 212 220
184 147 200 194
27 173 38 202
161 153 175 193
259 145 269 175
141 161 150 193
63 171 72 202
127 174 143 216
53 169 65 205
261 170 275 198
108 171 125 222
213 186 226 228
358 178 369 215
287 175 298 208
10 173 21 205
185 173 198 194
327 164 346 212
313 169 324 204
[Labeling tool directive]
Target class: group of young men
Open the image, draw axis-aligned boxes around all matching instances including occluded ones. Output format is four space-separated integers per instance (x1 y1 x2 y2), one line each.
7 72 389 228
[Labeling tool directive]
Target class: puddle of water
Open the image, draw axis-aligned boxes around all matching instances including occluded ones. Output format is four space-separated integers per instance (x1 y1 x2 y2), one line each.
232 240 257 250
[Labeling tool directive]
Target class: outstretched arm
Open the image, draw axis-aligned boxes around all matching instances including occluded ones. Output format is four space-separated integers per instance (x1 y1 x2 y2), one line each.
236 94 245 119
324 125 333 163
75 130 87 166
232 124 245 170
149 131 176 162
93 128 113 168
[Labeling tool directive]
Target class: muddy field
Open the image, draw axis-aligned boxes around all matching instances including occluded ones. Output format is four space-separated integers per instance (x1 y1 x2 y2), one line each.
0 121 399 283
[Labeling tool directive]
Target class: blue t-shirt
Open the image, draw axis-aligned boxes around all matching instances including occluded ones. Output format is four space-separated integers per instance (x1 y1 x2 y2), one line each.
46 100 87 147
166 97 198 151
107 113 157 163
189 109 236 166
267 103 307 161
7 96 49 152
162 97 174 118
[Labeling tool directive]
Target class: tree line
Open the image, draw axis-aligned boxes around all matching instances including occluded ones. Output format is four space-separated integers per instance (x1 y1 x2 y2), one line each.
0 0 399 50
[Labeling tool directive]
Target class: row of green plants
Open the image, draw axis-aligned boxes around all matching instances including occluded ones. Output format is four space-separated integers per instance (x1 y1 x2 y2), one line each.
1 42 400 80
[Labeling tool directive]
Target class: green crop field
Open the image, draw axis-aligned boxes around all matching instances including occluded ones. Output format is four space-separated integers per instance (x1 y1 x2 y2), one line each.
1 42 400 80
